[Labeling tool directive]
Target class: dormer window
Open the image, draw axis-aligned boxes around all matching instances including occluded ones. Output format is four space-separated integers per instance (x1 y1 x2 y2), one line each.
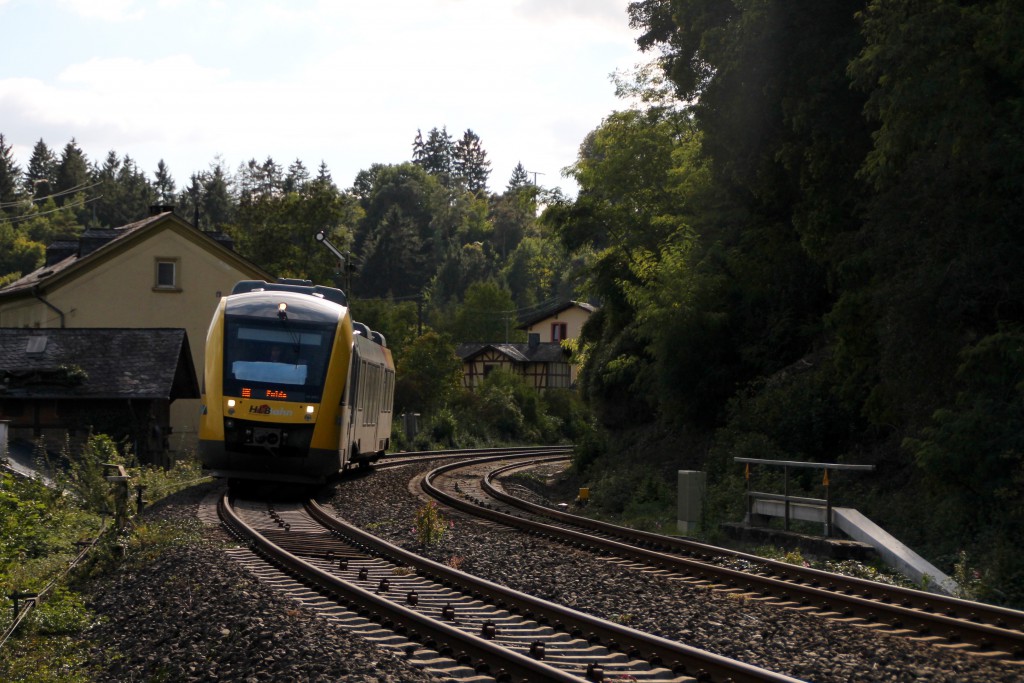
154 258 181 291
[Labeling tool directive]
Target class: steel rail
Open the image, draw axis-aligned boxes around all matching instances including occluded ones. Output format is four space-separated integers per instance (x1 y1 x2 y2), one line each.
393 456 808 683
429 455 1024 660
219 491 582 682
307 497 804 683
482 458 1024 646
378 445 573 466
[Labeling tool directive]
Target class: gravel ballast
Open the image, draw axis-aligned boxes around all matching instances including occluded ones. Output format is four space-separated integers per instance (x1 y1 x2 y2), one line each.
328 463 1024 683
79 481 440 683
75 466 1023 682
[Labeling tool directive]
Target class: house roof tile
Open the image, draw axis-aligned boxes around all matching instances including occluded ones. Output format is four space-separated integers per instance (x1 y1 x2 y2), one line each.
456 342 569 364
517 300 597 328
0 328 199 400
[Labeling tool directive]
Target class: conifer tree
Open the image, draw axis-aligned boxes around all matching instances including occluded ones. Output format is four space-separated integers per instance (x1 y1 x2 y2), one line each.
284 158 310 193
153 160 176 204
202 162 234 228
506 162 530 192
24 139 57 198
55 138 90 202
0 134 22 214
453 129 490 194
412 127 454 186
315 161 333 186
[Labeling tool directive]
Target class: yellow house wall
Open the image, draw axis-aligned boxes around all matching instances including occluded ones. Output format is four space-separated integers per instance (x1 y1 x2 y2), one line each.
524 306 591 342
524 305 593 384
0 223 267 454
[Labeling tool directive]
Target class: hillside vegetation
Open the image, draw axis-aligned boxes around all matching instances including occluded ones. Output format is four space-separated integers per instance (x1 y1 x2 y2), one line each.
2 1 1021 606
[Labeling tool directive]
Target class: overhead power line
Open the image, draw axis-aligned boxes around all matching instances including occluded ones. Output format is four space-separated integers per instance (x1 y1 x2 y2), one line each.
0 182 99 208
3 195 102 224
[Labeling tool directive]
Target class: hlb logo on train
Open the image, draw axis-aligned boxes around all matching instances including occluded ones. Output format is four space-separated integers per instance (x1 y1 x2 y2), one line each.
249 404 293 416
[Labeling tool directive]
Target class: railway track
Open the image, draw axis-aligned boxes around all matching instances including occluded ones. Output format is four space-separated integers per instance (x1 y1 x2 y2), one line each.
217 489 805 682
375 445 574 469
423 453 1024 665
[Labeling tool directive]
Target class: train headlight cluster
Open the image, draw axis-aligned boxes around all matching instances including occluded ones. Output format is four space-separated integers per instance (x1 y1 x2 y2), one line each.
305 405 315 421
227 399 236 415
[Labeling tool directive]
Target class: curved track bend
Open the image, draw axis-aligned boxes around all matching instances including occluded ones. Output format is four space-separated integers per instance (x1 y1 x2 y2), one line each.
218 490 804 683
423 453 1024 664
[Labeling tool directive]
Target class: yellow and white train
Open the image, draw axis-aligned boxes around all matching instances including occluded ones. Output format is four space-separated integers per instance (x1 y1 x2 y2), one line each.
199 279 395 483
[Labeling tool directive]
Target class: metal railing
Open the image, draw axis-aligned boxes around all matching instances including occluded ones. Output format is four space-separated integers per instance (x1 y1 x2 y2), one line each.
735 457 874 537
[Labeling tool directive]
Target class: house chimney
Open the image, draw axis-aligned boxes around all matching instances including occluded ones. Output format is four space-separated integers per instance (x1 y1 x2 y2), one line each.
528 332 540 349
149 204 175 216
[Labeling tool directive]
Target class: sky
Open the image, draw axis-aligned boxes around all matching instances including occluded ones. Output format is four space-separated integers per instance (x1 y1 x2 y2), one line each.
0 0 645 198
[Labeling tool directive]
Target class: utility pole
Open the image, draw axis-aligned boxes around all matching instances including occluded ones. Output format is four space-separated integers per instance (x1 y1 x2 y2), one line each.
527 170 545 185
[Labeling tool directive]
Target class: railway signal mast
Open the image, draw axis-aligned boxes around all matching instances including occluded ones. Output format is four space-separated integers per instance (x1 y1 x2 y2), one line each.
315 230 352 294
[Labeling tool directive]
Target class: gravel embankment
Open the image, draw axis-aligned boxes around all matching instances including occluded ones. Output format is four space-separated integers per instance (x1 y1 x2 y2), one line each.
328 464 1024 683
77 466 1023 682
80 481 441 683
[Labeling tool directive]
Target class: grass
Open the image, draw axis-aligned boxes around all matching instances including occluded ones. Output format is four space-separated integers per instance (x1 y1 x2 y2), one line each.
0 438 212 681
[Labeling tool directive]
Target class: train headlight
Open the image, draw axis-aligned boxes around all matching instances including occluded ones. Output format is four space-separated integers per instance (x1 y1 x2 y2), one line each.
306 405 315 414
227 398 236 415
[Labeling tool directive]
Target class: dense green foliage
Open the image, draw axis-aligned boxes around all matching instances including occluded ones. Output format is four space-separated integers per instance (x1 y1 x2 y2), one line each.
534 0 1023 605
0 130 585 429
0 437 209 679
3 0 1021 604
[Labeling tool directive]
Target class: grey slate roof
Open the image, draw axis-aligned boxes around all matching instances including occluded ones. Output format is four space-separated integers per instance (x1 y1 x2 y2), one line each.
0 328 199 400
455 342 569 364
0 211 267 301
517 300 597 328
0 214 163 298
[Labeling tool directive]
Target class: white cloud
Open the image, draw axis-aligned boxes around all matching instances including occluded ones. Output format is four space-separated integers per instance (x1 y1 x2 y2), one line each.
58 0 145 21
1 1 640 193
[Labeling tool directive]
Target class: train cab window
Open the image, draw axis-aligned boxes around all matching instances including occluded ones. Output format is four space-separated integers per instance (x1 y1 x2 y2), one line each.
223 320 334 401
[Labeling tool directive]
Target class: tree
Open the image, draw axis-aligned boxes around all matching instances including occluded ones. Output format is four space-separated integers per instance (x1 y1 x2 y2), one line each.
352 163 442 298
453 129 490 194
506 162 530 193
284 158 310 193
412 127 454 186
449 279 520 343
394 330 462 416
358 204 425 297
836 0 1024 431
427 241 498 309
201 160 234 229
0 220 44 277
24 139 57 199
501 235 572 309
315 161 333 186
116 155 156 222
153 160 176 205
54 138 90 203
0 134 22 214
349 298 420 363
88 152 155 227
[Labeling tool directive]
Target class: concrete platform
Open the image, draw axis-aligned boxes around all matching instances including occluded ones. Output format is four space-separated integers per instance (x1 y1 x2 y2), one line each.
720 522 876 562
736 498 959 596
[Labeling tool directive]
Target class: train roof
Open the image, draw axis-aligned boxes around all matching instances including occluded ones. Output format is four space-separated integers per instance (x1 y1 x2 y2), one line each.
231 279 347 306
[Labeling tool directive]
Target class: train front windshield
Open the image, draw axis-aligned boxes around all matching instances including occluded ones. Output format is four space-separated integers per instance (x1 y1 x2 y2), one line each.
223 318 335 403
